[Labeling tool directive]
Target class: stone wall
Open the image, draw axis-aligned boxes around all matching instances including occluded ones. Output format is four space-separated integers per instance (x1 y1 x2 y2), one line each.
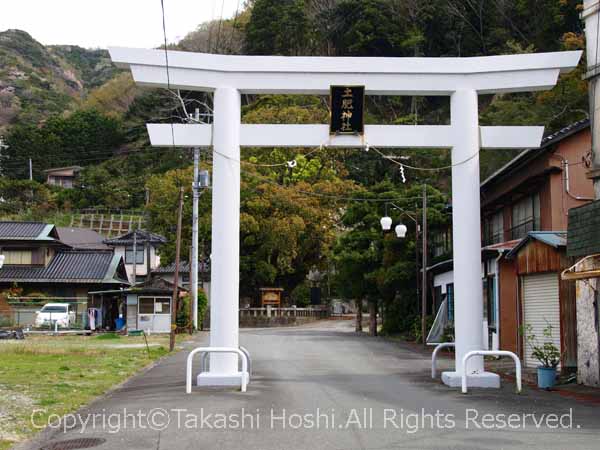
238 307 329 328
576 258 600 387
239 315 323 328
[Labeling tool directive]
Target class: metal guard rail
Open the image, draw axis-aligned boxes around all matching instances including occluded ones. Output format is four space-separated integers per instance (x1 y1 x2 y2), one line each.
431 342 455 379
200 345 252 376
186 347 249 393
462 350 521 394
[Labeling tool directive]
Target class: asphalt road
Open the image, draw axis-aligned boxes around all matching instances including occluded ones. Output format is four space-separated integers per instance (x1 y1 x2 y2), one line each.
23 320 600 450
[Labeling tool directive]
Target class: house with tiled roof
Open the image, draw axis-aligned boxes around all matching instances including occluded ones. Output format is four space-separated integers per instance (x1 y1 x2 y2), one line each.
152 259 211 306
0 221 128 299
103 229 166 284
427 119 594 375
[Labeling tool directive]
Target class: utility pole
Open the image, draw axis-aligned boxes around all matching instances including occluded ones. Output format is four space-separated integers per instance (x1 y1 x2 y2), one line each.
131 230 137 286
170 187 184 352
583 0 600 198
28 159 33 181
191 109 200 331
415 202 420 315
199 238 205 331
421 184 428 346
189 245 194 335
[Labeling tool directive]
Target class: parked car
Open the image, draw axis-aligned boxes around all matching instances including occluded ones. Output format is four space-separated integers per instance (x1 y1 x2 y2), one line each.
35 303 76 328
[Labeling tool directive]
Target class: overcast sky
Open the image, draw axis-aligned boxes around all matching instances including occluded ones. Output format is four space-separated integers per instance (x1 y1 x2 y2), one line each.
1 0 241 49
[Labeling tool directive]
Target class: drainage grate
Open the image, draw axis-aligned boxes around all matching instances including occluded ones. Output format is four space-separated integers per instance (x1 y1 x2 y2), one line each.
40 438 106 450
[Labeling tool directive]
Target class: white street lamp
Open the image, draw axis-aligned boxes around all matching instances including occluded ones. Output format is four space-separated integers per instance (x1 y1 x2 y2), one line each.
395 223 408 238
380 216 393 231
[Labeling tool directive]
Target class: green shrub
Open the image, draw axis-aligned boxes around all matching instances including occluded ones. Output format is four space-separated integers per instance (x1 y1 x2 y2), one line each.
290 282 310 307
411 315 434 343
176 289 208 331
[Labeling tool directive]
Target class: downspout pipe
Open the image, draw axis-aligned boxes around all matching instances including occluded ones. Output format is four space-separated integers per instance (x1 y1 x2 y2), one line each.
554 154 594 201
494 251 503 350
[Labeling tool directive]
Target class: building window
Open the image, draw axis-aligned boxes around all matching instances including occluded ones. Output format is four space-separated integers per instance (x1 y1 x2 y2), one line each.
125 246 144 264
510 193 540 240
432 229 452 258
138 297 154 314
2 249 33 265
484 210 504 245
138 297 171 314
446 283 454 323
154 298 171 315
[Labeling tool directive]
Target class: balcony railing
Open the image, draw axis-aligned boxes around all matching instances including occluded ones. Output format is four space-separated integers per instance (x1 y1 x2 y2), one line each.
483 231 504 246
509 219 538 240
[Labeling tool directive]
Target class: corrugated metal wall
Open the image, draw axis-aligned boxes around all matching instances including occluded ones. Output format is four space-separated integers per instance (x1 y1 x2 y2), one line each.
522 273 561 368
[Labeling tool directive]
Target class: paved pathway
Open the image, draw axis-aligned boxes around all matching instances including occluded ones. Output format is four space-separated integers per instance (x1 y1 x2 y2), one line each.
23 321 600 450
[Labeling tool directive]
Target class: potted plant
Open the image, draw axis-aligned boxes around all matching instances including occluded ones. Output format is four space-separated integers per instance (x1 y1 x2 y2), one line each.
523 323 561 389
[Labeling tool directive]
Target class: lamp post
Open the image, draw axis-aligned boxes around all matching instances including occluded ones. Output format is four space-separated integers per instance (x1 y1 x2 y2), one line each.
381 193 428 345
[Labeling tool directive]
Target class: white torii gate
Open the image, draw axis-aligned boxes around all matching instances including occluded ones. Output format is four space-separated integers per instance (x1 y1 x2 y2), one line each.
110 47 581 389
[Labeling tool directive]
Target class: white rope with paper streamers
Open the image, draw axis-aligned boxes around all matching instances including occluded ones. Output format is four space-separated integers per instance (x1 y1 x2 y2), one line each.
399 163 406 183
237 137 331 169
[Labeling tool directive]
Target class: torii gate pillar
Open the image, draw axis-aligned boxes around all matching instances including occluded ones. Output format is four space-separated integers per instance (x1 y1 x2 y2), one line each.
197 87 244 386
442 89 495 386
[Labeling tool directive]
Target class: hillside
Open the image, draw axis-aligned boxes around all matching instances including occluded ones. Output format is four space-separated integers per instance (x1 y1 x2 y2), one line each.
0 29 118 133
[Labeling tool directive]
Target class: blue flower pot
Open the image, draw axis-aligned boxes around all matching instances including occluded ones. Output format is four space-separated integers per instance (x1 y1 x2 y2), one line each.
537 366 557 389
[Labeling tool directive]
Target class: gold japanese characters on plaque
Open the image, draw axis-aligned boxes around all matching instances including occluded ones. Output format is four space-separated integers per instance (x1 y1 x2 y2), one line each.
329 85 365 135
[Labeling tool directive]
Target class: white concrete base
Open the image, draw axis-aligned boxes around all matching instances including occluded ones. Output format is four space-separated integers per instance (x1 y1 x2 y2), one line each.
197 371 249 388
441 371 500 388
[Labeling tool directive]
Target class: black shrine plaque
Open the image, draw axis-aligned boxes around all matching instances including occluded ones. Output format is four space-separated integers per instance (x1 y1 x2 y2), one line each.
329 85 365 135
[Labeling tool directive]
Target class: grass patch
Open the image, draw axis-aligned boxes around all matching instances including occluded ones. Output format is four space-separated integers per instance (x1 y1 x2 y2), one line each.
0 333 192 448
95 332 121 340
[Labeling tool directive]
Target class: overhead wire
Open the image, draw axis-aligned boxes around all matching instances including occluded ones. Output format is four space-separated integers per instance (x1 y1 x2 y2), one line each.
206 0 218 52
368 143 479 172
208 147 447 203
159 0 176 148
214 0 227 53
227 0 242 54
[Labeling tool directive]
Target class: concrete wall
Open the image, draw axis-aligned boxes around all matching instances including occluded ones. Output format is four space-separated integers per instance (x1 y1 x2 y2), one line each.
576 258 600 386
239 315 324 328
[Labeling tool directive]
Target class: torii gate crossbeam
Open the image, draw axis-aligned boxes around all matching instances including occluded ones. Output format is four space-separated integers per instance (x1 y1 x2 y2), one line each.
110 47 581 390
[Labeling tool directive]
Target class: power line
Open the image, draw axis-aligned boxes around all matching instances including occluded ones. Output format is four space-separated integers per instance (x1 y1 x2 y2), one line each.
159 0 176 148
242 169 446 203
214 0 227 53
204 150 447 203
226 0 242 54
369 144 478 172
207 0 218 52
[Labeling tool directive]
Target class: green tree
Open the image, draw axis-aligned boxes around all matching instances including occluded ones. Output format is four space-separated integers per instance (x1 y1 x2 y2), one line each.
333 183 449 335
5 109 124 180
0 178 55 218
245 0 313 55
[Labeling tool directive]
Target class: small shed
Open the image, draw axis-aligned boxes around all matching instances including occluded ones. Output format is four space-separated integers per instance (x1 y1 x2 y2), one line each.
507 231 576 371
88 276 187 333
